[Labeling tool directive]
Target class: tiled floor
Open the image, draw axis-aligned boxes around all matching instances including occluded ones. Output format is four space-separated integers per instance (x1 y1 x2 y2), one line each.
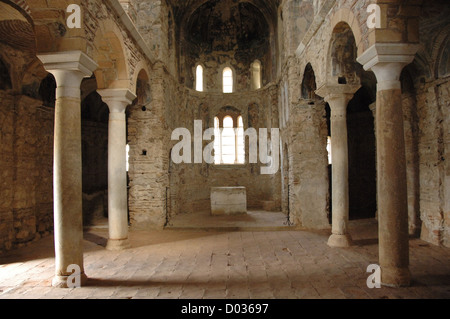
0 216 449 299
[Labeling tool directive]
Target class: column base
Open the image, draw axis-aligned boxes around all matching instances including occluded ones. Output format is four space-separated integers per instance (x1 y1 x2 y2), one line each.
381 266 411 287
327 233 352 247
106 238 131 251
52 272 88 288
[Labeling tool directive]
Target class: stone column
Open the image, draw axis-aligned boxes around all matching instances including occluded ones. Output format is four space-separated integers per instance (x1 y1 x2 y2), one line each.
369 102 378 220
38 51 98 288
316 84 360 247
357 43 419 287
98 89 136 251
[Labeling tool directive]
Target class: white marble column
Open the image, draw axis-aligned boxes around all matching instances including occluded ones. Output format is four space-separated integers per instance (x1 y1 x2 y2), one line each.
316 84 360 247
38 51 98 288
98 89 136 251
358 43 419 287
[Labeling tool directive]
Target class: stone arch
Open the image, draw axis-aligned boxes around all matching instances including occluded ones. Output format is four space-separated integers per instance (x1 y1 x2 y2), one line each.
435 33 450 79
301 63 317 101
328 8 363 57
326 21 361 86
92 20 131 90
133 66 151 109
132 60 151 94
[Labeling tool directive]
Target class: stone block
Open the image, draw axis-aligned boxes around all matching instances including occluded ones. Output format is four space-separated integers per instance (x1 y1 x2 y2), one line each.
211 187 247 216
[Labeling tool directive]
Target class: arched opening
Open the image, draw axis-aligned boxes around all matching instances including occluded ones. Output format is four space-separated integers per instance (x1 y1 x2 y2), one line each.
222 116 235 163
301 63 317 101
223 67 233 93
195 64 204 92
329 22 360 86
38 74 56 107
214 107 245 165
92 24 130 90
327 22 376 222
251 60 262 90
80 75 109 227
347 86 376 220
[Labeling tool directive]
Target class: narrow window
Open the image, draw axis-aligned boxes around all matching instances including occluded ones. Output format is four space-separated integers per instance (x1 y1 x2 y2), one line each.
221 116 235 164
251 60 261 90
126 144 130 172
327 136 332 165
214 117 221 165
196 64 203 92
223 67 233 93
237 116 245 164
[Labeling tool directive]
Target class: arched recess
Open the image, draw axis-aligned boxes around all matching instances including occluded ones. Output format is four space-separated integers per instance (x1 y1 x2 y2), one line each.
92 20 131 91
133 67 151 108
328 8 363 58
327 21 361 86
301 63 317 102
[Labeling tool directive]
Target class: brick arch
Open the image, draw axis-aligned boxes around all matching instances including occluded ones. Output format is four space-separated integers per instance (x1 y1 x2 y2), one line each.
92 19 131 90
132 60 151 95
328 8 363 57
324 8 363 87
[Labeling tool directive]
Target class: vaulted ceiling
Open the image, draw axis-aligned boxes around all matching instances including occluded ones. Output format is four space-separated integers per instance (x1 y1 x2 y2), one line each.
170 0 279 54
167 0 280 29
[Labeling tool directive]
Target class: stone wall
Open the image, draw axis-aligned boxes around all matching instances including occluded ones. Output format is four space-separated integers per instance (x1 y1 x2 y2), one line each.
166 84 282 220
417 79 450 247
0 91 54 254
127 64 170 229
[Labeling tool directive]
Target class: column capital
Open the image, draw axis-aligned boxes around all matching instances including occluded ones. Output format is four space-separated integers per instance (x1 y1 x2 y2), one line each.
97 89 137 113
357 43 419 91
315 83 360 110
38 51 98 98
38 51 98 76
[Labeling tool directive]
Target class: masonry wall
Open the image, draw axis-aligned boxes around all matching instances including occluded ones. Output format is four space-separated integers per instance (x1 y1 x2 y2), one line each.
0 91 54 254
166 85 282 220
417 79 450 247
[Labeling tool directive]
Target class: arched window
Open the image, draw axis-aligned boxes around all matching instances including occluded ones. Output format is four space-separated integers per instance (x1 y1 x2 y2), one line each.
195 64 204 92
222 116 235 163
214 114 245 165
251 60 261 90
223 67 233 93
